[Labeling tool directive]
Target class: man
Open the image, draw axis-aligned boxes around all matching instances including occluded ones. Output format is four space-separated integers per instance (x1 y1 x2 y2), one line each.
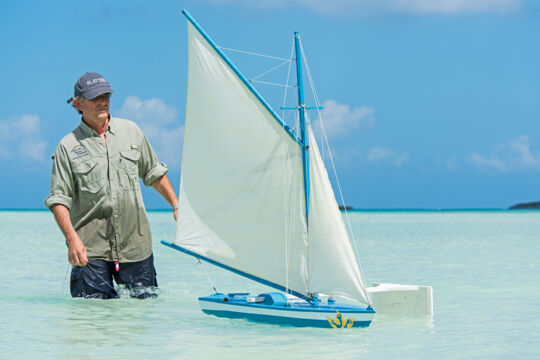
45 72 178 299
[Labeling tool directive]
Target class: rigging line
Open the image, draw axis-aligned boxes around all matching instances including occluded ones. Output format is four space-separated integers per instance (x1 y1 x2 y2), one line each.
289 146 302 294
319 120 370 297
298 41 324 158
281 38 296 122
85 264 118 293
63 264 71 292
198 259 218 293
283 145 301 295
300 42 372 304
250 80 294 88
283 146 290 293
280 38 297 295
282 131 290 292
250 60 291 81
218 46 292 62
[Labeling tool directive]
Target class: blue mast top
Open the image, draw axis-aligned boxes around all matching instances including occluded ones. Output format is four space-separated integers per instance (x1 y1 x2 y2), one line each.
294 32 310 227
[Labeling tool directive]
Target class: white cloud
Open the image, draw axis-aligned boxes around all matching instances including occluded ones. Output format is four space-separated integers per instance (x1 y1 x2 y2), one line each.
200 0 522 15
115 96 184 169
437 155 460 171
468 135 540 171
117 96 178 125
314 99 375 139
0 114 48 164
309 99 409 168
367 146 409 166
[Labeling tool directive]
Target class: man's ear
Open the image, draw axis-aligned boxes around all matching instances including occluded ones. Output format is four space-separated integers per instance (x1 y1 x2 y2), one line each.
73 98 84 111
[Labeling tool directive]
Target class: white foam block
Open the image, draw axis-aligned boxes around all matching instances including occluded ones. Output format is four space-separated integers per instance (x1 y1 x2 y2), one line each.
367 283 433 316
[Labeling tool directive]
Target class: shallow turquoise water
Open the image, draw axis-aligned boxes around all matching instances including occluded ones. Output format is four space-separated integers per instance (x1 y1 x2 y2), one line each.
1 210 539 359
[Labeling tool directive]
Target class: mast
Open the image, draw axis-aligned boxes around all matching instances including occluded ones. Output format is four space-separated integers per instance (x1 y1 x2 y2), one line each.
295 32 310 227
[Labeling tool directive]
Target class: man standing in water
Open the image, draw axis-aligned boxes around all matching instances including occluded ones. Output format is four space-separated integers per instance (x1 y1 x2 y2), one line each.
45 72 178 299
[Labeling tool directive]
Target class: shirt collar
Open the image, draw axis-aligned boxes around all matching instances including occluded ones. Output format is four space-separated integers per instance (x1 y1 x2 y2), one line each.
79 114 114 136
108 117 116 135
79 118 94 137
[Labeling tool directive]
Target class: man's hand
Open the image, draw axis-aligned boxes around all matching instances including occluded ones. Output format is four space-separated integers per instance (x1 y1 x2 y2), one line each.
67 234 88 266
51 204 88 266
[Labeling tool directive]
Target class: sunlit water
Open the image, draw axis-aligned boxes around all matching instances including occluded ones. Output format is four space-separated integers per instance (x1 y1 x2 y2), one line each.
1 210 538 359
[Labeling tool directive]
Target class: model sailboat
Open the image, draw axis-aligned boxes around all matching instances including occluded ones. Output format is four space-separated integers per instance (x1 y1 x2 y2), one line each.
162 10 376 328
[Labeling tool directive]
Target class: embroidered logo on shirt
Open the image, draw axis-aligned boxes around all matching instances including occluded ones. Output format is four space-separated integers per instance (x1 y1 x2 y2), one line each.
71 145 89 159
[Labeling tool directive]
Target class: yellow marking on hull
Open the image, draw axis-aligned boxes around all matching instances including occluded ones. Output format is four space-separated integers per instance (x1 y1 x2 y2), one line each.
326 311 355 328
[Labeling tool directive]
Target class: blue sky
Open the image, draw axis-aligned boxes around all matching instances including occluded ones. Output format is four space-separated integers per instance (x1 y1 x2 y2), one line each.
1 0 539 209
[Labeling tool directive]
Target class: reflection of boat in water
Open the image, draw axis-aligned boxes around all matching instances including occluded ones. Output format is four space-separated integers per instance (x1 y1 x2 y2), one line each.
162 10 432 328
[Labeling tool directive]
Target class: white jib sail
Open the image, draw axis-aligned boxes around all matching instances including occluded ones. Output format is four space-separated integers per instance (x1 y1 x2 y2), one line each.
175 22 309 296
307 129 371 305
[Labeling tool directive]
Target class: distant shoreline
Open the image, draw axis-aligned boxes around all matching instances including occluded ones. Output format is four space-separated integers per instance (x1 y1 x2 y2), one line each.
509 201 540 210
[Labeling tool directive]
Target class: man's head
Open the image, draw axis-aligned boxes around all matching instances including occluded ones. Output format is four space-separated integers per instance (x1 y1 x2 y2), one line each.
68 72 114 120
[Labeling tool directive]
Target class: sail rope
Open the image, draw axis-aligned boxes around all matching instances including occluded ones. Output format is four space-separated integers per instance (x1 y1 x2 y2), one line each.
84 263 118 294
198 259 218 293
250 80 294 88
299 41 372 304
219 46 291 61
218 46 290 61
63 264 71 292
249 60 291 82
220 46 294 88
281 39 297 133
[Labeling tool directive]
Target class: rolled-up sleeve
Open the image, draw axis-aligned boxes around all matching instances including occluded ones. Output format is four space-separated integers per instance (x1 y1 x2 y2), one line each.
139 135 168 187
44 145 74 210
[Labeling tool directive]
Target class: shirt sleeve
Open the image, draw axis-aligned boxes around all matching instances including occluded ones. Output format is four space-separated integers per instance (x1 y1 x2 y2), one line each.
44 145 74 210
139 134 168 187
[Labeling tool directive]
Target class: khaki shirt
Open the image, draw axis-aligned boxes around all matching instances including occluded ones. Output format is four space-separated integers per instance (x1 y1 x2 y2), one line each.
45 117 168 262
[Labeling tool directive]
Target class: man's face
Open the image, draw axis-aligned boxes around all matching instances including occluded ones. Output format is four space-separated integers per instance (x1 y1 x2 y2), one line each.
76 93 111 122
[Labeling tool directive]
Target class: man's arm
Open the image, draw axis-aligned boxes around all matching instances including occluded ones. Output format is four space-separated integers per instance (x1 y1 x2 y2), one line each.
152 174 178 221
51 204 88 266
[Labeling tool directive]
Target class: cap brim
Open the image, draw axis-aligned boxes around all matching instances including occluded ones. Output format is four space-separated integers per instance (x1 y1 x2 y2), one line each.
83 85 115 99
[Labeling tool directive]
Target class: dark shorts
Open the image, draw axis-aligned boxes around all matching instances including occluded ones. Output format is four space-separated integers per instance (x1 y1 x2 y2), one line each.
70 254 158 299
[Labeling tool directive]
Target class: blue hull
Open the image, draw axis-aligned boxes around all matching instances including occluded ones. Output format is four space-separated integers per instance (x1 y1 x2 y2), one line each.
199 293 375 328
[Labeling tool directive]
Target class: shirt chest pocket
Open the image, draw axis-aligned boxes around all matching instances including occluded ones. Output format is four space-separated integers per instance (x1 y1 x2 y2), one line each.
118 149 140 189
73 159 105 195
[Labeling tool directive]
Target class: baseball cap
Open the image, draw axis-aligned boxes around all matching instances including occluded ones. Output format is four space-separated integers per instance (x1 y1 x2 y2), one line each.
67 72 114 103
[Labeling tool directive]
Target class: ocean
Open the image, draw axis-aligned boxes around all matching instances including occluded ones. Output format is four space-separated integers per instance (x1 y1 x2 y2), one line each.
0 210 538 359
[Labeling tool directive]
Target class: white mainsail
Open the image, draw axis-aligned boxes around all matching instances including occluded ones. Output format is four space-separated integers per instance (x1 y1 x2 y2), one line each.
174 19 370 305
176 22 309 297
